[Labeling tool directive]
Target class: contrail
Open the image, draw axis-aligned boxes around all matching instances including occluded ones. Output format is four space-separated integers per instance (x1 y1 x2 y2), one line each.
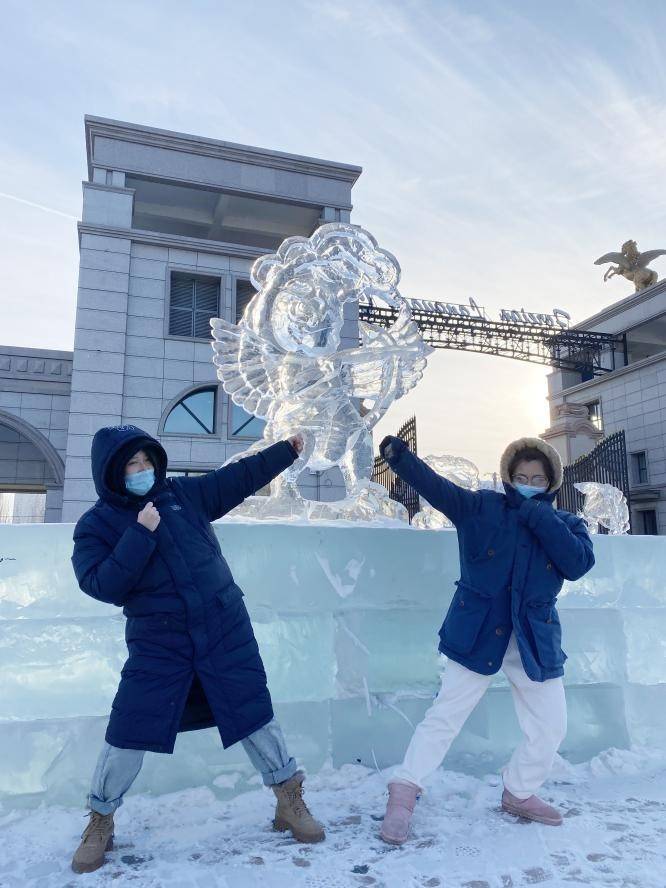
0 191 77 221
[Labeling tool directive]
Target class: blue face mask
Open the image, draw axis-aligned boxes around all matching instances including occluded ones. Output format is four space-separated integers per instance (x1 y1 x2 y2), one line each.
125 468 155 496
515 482 547 499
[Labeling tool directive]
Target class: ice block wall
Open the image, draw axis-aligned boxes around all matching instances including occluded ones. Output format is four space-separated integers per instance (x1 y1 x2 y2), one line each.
0 522 665 809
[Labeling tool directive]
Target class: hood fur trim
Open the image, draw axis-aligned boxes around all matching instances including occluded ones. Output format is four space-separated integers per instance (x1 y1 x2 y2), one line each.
499 437 563 492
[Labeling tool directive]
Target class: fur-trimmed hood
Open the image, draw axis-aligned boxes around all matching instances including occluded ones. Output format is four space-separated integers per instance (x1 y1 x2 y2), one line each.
499 437 563 492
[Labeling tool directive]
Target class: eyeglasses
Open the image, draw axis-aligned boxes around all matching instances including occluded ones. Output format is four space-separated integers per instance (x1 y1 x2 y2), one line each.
512 474 548 487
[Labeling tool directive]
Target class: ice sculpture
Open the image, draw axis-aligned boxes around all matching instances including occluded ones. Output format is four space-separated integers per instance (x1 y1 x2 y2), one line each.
2 521 666 810
575 482 630 535
211 223 431 521
412 455 480 528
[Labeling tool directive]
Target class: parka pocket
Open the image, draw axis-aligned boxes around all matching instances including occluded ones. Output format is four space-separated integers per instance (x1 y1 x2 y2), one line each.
215 583 245 608
439 581 493 655
125 614 176 649
526 602 566 669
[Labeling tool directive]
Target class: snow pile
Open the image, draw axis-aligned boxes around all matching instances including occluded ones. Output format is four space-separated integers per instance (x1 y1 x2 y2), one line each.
1 748 665 888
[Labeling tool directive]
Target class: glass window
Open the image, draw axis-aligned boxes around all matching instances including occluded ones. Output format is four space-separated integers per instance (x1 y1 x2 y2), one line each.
585 401 603 431
235 279 256 323
625 313 666 364
169 273 220 339
631 451 648 485
230 402 266 439
164 389 216 435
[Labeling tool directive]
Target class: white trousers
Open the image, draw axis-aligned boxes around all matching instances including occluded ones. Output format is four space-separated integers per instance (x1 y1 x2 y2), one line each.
392 633 567 799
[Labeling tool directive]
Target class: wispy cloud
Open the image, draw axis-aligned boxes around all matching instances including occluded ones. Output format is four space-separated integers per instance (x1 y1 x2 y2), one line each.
2 0 666 463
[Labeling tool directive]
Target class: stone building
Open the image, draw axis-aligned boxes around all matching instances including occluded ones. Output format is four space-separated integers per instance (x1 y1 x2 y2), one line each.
542 281 666 534
0 116 362 522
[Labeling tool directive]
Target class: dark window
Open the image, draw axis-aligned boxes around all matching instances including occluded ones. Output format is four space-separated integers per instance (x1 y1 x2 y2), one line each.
164 388 216 435
231 278 263 438
631 451 648 485
169 273 220 339
638 509 658 535
585 400 603 431
625 312 666 364
235 279 256 323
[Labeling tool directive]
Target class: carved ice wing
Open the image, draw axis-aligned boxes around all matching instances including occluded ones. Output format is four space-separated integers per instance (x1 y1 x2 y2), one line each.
594 252 631 270
210 318 284 418
348 304 431 427
636 249 666 267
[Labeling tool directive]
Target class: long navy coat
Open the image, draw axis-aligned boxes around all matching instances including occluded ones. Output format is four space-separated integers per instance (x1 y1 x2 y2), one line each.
71 425 298 753
381 436 595 682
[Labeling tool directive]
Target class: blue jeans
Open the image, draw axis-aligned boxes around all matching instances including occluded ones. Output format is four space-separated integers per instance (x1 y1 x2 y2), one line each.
88 718 297 815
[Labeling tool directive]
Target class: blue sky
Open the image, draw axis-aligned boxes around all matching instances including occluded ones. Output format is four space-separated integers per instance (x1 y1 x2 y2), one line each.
2 0 665 471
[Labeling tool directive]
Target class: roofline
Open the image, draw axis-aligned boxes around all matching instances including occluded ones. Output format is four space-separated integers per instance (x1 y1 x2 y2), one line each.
84 115 363 184
574 278 666 330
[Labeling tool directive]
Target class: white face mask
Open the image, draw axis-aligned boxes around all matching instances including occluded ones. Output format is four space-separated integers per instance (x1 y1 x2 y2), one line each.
125 468 155 496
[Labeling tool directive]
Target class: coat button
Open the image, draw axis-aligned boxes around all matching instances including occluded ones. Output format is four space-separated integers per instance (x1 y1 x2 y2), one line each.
487 549 495 557
546 563 552 571
488 661 494 666
495 627 504 636
460 600 465 607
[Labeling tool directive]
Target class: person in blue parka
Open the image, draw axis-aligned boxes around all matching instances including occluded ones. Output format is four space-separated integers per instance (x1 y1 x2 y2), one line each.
70 425 324 875
378 434 595 845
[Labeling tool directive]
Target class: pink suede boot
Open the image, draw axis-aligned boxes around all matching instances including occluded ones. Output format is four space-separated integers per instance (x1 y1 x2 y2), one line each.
380 781 419 845
501 788 563 826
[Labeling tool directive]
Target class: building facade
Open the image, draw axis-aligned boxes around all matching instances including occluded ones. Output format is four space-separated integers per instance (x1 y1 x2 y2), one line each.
0 117 362 523
542 281 666 534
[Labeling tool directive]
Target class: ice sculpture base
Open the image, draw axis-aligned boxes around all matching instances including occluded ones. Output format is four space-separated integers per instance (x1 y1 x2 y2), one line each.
226 482 409 524
1 522 665 809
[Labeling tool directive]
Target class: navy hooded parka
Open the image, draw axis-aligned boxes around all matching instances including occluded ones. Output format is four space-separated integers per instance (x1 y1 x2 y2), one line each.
380 436 595 682
71 425 298 753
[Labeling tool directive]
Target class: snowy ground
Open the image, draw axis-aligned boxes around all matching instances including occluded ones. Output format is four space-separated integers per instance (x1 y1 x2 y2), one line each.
1 748 665 888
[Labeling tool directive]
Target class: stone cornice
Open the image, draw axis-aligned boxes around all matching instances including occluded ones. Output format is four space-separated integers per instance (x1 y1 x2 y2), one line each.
77 223 274 259
575 278 666 330
85 116 363 184
0 347 73 385
83 181 135 197
0 345 73 361
549 350 666 399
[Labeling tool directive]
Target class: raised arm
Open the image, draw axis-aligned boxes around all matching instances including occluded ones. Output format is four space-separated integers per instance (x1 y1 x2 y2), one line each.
72 519 157 607
380 435 479 526
173 440 299 522
517 499 595 581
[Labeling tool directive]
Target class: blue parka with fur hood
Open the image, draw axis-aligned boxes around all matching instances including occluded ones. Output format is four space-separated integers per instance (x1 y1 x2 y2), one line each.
380 434 595 682
71 424 298 753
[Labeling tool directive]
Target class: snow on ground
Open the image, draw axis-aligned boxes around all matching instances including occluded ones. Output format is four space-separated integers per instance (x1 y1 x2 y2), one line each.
1 748 665 888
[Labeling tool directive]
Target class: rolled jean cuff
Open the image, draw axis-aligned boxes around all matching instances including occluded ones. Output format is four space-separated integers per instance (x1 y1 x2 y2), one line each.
264 757 298 787
87 793 122 815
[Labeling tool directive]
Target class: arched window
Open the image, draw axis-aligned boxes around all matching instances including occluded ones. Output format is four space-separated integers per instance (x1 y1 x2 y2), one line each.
230 403 265 439
163 388 216 435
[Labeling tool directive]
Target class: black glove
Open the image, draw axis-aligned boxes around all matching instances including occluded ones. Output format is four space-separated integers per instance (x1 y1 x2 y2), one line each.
379 435 406 462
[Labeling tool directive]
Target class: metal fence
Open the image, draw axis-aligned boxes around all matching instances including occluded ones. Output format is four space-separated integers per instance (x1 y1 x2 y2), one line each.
558 431 631 533
372 416 421 521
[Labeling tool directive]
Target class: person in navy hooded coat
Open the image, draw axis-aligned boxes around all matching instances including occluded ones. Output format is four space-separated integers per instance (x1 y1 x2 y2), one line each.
378 434 595 845
70 425 324 875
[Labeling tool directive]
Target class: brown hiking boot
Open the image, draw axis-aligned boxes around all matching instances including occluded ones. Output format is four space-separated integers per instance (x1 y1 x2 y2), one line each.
71 811 114 873
271 771 325 843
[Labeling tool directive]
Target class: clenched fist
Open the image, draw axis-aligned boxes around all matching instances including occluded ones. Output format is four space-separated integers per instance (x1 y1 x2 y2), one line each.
137 501 160 532
288 434 304 455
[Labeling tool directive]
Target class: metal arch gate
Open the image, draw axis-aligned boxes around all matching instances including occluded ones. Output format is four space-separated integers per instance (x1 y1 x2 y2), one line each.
371 416 421 521
557 431 631 533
